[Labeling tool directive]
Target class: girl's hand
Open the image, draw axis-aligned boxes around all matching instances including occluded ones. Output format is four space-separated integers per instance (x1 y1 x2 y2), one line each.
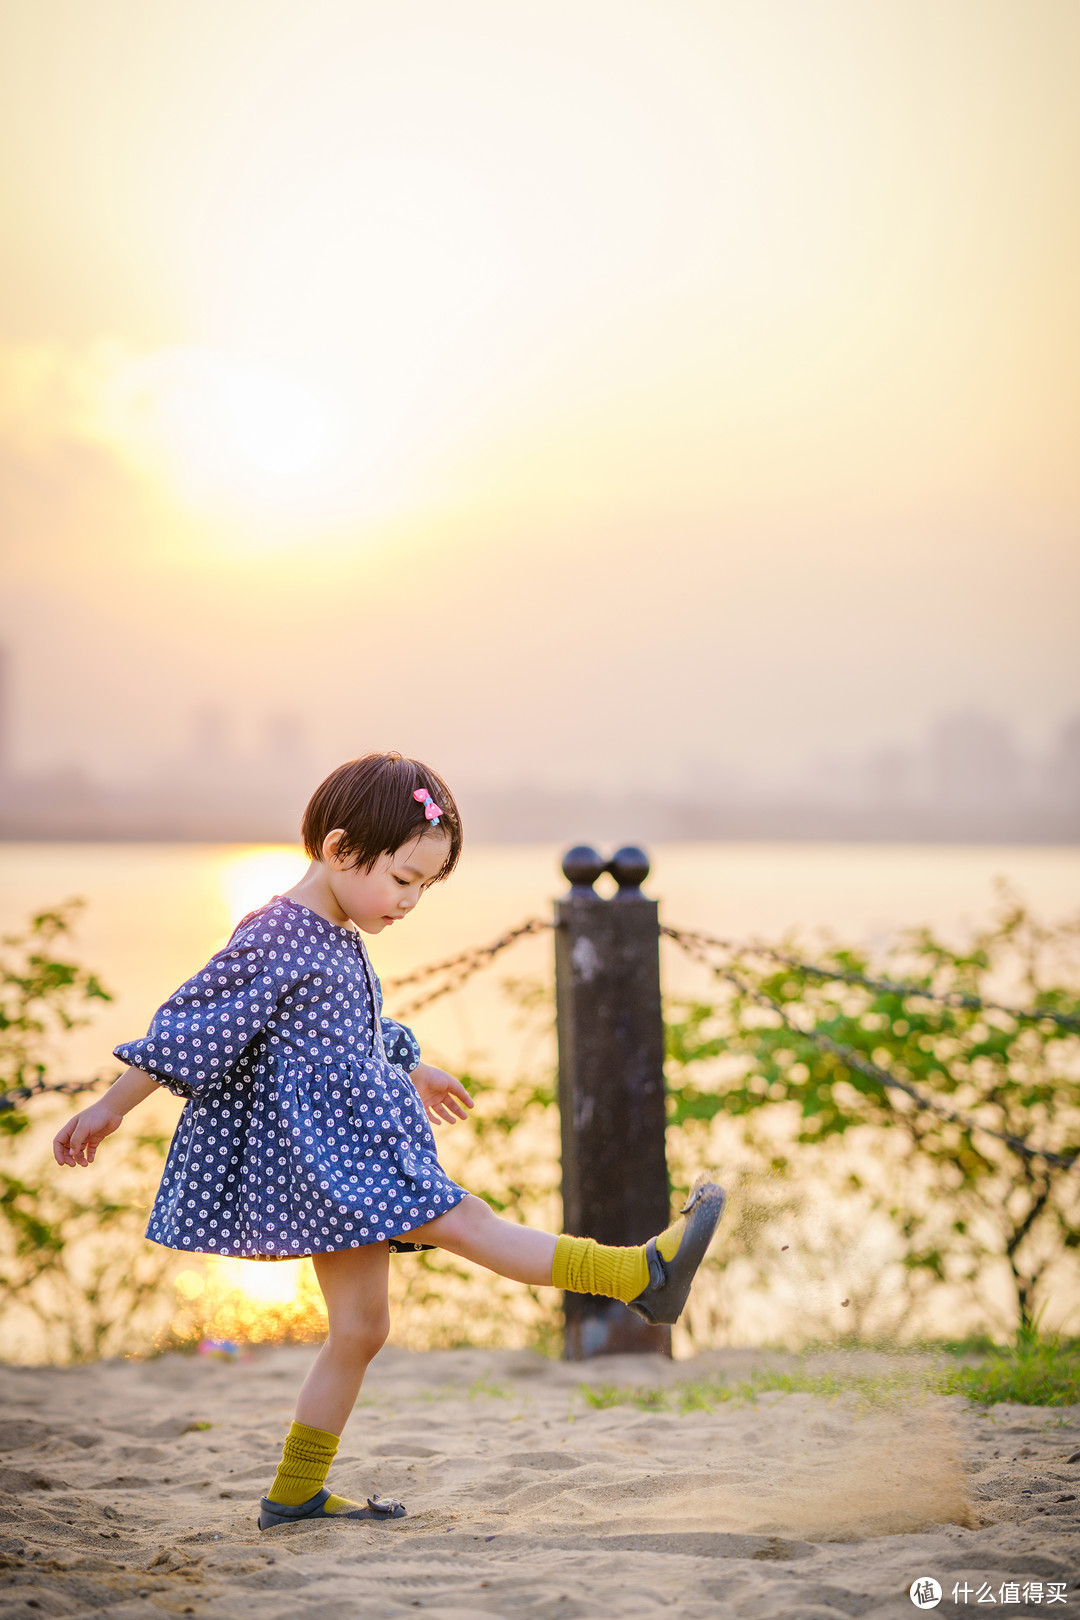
53 1101 125 1167
52 1066 159 1167
411 1062 474 1126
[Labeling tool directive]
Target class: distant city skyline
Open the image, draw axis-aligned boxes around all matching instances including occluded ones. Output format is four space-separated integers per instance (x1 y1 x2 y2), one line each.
1 648 1075 843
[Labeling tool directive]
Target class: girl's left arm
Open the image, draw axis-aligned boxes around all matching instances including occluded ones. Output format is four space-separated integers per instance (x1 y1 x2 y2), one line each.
410 1061 474 1126
379 1013 422 1072
377 986 471 1123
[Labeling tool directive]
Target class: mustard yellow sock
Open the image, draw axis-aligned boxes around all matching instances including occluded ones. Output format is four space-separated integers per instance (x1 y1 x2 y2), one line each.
266 1421 360 1513
552 1216 688 1303
656 1214 686 1263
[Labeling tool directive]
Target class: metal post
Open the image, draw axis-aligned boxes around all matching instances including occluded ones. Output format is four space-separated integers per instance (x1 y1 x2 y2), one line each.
555 845 672 1358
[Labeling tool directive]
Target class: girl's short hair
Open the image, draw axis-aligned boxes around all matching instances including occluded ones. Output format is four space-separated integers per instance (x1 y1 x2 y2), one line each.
301 753 462 879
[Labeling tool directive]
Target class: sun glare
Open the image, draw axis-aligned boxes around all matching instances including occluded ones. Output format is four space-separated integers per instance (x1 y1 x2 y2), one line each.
98 346 346 520
170 1258 330 1348
212 1257 305 1307
197 359 338 480
219 846 309 929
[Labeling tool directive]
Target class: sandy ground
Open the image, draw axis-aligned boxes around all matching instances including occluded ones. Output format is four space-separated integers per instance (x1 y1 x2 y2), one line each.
0 1345 1077 1620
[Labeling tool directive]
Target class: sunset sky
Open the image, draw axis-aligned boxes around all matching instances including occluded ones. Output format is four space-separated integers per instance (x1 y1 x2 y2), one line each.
1 0 1078 794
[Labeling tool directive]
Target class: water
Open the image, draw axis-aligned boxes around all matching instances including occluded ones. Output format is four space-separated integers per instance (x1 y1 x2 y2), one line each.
2 840 1078 1082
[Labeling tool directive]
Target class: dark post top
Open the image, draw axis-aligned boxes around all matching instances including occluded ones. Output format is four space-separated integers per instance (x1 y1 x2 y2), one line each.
608 845 650 896
560 844 651 897
561 845 606 894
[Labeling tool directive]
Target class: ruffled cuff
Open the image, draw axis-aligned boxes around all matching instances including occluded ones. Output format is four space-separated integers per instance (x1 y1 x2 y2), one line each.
379 1016 421 1072
113 1042 197 1101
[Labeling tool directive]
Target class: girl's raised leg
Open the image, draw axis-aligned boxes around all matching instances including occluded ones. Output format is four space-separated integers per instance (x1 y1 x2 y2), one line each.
408 1195 557 1283
409 1184 726 1326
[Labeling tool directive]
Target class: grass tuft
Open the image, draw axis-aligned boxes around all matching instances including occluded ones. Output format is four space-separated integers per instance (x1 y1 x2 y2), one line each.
937 1340 1080 1409
577 1339 1080 1414
468 1376 511 1400
578 1370 902 1413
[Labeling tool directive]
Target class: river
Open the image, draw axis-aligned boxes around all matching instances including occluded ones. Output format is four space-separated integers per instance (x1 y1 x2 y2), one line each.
2 840 1076 1081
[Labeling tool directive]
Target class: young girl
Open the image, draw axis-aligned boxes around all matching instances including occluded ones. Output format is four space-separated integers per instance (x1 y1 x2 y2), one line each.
54 753 724 1530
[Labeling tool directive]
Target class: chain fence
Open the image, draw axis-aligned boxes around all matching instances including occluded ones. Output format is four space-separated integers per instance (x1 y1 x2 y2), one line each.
384 916 552 1016
0 1075 109 1111
5 908 1079 1172
661 925 1080 1033
661 926 1078 1171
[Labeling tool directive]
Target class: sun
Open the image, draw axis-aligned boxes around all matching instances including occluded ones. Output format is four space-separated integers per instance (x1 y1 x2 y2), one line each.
98 346 347 521
183 355 338 480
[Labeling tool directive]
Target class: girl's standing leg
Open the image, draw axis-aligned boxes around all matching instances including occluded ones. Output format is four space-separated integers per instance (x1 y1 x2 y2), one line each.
295 1243 391 1432
263 1243 396 1522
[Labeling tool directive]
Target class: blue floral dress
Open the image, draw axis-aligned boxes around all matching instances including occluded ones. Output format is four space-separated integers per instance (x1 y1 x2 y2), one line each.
114 896 467 1258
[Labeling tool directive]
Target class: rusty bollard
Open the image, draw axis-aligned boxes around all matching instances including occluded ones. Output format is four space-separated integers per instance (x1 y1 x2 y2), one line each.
555 845 672 1359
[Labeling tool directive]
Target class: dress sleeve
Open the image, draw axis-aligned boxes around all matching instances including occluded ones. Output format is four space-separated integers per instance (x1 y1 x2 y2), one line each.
367 952 420 1071
113 927 287 1100
379 1015 421 1072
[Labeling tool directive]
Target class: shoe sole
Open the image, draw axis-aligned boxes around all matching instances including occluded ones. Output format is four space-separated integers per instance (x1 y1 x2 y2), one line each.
627 1182 726 1326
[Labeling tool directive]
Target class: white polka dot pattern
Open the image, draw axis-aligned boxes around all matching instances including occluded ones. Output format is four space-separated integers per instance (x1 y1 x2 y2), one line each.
114 896 466 1258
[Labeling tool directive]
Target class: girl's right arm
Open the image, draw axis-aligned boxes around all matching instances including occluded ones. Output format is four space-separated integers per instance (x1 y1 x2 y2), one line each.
55 904 295 1168
53 1066 160 1168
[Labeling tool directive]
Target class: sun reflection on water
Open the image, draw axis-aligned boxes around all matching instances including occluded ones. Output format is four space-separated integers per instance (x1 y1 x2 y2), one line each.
218 846 309 930
173 1256 328 1348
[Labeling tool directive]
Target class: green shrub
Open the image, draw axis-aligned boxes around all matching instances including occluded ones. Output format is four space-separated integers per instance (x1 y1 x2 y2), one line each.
665 890 1080 1340
0 904 173 1362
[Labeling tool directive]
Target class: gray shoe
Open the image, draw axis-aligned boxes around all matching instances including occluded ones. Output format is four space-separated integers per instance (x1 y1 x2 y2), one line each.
257 1487 406 1530
627 1181 726 1325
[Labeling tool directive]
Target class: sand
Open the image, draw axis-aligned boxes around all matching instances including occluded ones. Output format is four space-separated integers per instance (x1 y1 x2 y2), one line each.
0 1345 1077 1619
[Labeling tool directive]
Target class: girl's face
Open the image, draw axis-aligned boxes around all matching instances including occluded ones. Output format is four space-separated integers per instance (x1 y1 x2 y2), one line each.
326 829 452 933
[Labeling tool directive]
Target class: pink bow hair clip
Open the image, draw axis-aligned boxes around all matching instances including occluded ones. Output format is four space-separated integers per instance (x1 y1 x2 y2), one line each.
413 788 444 826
